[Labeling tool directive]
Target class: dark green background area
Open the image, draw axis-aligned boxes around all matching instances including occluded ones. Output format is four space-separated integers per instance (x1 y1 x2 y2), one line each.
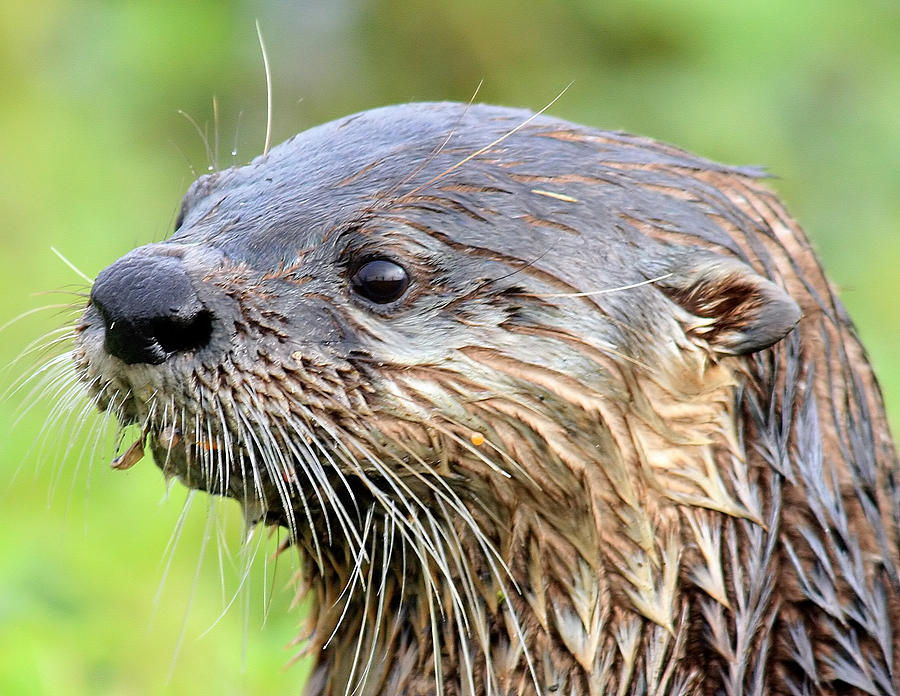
1 1 897 693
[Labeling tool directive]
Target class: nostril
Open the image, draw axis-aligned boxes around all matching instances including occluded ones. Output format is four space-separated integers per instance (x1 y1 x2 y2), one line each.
149 310 213 355
90 252 213 365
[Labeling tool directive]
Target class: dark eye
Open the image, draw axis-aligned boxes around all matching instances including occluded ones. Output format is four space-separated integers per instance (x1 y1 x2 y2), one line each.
350 259 410 304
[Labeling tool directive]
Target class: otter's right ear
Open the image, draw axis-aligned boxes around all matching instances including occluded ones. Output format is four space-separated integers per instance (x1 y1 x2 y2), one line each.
654 254 801 356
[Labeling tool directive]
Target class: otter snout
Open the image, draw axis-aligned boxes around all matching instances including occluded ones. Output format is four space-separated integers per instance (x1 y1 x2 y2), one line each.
90 251 212 365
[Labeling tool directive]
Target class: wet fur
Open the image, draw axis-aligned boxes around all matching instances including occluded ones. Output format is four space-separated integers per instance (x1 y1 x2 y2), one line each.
59 103 898 694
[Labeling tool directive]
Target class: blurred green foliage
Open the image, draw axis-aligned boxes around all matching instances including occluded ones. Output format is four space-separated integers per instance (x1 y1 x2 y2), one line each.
1 1 897 693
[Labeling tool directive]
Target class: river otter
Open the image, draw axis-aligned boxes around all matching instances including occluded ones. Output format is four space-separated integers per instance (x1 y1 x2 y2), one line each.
69 102 897 695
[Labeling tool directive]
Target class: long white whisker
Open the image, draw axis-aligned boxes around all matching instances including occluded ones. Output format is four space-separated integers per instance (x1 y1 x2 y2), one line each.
255 20 273 157
152 489 198 625
166 495 216 682
50 246 94 284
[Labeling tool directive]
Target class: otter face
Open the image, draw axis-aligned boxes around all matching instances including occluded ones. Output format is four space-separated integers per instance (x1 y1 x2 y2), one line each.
72 102 812 694
75 103 802 535
57 101 900 696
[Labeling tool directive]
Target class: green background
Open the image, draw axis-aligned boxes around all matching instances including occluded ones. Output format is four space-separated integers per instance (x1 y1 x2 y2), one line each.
1 1 897 694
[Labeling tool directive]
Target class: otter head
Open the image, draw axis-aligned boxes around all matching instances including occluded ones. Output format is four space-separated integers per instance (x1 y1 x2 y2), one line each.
74 102 802 693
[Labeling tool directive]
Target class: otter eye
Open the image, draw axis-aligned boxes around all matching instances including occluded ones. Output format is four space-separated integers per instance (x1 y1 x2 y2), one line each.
350 259 410 304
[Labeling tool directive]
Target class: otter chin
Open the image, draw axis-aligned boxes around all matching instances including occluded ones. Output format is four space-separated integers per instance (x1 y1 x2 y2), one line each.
70 102 898 695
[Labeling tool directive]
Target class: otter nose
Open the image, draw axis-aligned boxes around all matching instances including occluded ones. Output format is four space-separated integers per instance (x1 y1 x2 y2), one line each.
90 253 212 365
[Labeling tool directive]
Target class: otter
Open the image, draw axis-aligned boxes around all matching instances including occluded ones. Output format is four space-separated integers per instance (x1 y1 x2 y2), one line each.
67 102 897 695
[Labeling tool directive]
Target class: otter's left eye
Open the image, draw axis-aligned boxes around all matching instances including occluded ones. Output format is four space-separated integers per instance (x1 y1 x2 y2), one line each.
350 259 410 304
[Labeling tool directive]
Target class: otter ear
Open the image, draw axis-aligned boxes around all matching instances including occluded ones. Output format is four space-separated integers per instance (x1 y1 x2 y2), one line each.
655 254 801 356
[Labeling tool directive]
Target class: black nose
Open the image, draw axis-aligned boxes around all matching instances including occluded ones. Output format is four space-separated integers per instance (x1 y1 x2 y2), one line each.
90 252 213 365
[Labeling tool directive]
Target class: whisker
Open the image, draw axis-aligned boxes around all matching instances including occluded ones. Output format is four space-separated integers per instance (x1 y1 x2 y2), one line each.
150 487 196 628
50 246 94 284
0 302 81 334
323 506 375 649
374 80 485 203
523 272 674 298
177 109 214 172
407 82 573 196
212 95 220 172
255 20 273 157
166 495 216 682
196 508 269 640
